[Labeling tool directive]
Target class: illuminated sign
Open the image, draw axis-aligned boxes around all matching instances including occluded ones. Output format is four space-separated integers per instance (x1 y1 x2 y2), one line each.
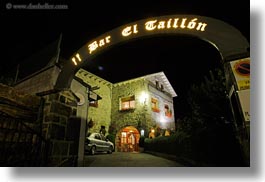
54 14 250 91
71 53 82 66
71 35 111 65
230 57 250 90
122 24 138 37
144 18 207 31
71 16 208 66
88 35 111 54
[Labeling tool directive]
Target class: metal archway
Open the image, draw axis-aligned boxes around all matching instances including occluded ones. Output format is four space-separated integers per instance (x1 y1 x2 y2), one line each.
55 14 249 90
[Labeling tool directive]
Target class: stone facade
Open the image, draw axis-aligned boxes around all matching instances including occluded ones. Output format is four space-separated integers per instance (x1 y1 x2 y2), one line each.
111 77 175 137
111 78 151 135
7 63 176 164
75 69 176 137
10 64 81 166
11 64 176 163
42 90 79 166
75 69 112 135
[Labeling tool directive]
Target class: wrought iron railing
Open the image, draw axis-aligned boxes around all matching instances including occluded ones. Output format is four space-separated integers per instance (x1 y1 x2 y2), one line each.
0 114 48 166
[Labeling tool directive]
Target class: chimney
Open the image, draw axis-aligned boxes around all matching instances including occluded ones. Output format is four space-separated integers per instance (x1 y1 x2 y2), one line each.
160 84 164 91
155 80 159 89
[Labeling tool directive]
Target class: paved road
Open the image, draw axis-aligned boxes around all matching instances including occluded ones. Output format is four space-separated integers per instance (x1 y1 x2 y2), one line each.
84 152 184 167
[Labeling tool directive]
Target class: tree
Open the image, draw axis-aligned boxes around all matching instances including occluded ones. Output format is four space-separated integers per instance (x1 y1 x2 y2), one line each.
187 68 231 130
177 68 245 166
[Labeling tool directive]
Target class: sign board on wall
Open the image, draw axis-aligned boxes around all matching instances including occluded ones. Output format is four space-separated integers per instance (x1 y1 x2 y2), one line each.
230 57 250 122
230 57 250 90
237 89 250 122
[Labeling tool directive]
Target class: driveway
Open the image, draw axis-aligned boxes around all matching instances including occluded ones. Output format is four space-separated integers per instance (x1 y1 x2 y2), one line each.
84 152 184 167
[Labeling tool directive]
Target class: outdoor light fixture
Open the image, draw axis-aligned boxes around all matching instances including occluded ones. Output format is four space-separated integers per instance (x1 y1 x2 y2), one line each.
160 115 166 123
140 129 145 136
139 91 148 104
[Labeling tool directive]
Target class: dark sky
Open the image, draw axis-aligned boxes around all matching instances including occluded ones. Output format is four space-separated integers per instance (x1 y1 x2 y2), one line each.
1 0 250 118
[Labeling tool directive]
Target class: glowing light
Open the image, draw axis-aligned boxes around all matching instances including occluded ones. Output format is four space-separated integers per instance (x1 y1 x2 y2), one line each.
151 129 155 133
98 66 104 71
145 18 207 32
88 35 111 54
71 53 82 66
122 24 138 37
141 129 145 136
88 41 98 54
139 91 148 104
160 115 166 123
71 16 208 67
145 20 157 31
72 57 77 65
76 53 81 62
122 26 132 36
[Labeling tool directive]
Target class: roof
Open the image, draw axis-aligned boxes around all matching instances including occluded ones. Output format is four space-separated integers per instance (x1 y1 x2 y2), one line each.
16 35 62 82
113 71 177 97
144 71 177 97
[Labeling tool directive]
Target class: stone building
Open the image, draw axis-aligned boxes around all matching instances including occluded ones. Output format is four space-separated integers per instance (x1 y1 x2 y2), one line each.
9 37 177 164
76 69 177 152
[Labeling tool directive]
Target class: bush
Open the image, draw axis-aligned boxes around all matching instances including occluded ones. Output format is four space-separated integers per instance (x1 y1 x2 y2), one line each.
142 131 191 155
106 134 116 149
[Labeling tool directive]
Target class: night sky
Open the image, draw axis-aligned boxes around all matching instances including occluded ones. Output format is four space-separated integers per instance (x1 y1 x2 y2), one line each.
1 0 250 118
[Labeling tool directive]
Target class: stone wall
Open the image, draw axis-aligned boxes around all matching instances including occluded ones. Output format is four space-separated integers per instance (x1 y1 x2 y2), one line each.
75 69 112 135
42 90 79 166
111 78 176 136
75 70 176 137
111 78 153 135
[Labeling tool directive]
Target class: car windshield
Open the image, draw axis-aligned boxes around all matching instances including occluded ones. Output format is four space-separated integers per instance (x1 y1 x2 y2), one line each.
87 133 107 141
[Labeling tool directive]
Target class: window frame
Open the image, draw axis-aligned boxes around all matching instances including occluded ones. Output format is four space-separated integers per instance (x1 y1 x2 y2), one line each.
164 104 172 118
151 97 160 113
119 95 136 111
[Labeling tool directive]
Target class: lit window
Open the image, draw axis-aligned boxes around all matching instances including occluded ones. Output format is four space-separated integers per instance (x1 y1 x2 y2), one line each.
151 98 160 112
164 104 172 118
89 100 98 108
121 132 127 144
120 95 135 111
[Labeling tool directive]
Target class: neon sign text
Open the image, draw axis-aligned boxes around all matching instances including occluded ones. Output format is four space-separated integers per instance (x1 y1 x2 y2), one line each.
71 53 82 66
122 24 138 37
72 17 208 66
145 18 207 31
88 35 111 54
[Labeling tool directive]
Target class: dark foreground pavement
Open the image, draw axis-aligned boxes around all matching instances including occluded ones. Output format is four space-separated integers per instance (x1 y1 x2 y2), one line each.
84 152 184 167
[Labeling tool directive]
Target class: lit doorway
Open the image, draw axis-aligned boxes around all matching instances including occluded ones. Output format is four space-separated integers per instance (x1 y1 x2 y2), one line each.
116 126 140 152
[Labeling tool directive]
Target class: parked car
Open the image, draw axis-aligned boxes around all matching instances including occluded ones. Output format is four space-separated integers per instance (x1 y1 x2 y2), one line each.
85 133 114 155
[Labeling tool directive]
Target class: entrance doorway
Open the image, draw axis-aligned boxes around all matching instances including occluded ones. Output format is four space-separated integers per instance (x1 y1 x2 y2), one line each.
116 126 140 152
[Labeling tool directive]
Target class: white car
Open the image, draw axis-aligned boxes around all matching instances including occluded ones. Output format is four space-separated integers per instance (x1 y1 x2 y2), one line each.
85 133 114 155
